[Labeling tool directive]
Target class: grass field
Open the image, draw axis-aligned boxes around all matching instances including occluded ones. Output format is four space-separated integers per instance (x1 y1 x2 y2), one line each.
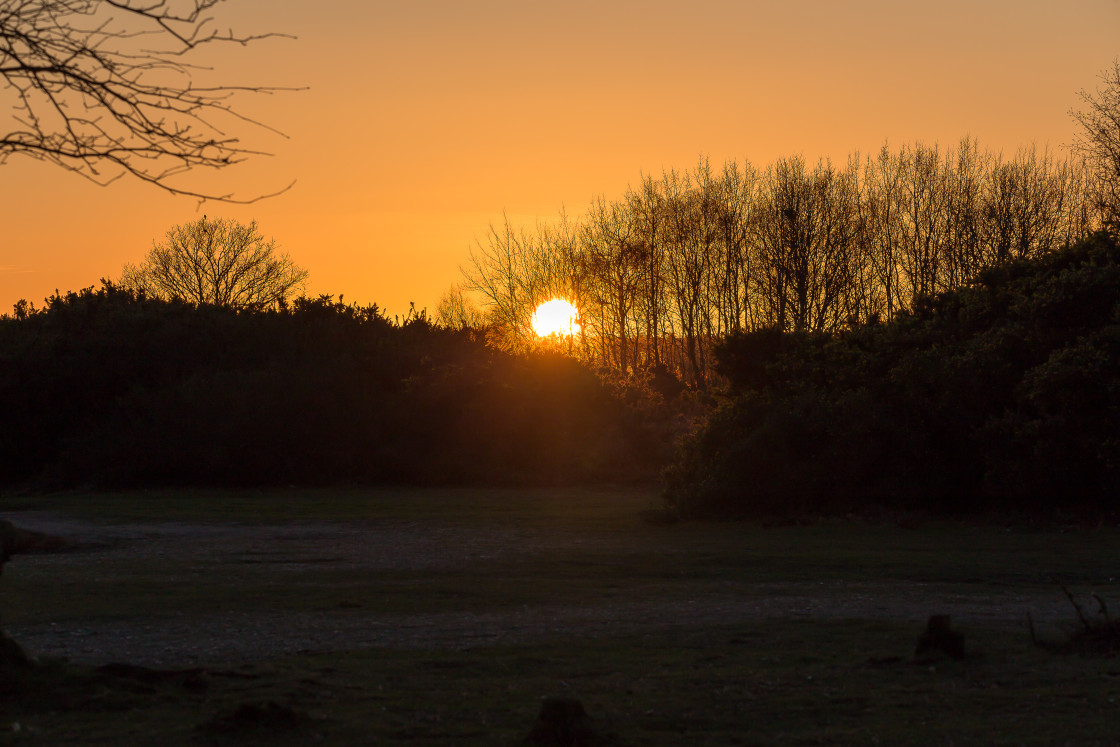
1 487 1119 745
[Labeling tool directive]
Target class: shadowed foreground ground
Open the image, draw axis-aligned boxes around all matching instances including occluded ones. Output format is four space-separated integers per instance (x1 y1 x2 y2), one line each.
2 487 1118 744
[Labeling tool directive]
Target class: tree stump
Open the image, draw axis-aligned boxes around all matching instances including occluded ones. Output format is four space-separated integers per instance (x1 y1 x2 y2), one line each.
915 614 966 660
523 697 609 747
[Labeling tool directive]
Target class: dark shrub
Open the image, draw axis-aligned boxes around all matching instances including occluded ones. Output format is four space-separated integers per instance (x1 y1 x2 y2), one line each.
1 286 667 488
666 233 1120 519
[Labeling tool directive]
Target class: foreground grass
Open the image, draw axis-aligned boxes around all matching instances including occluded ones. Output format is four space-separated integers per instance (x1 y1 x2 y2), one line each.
2 487 1120 744
4 621 1120 745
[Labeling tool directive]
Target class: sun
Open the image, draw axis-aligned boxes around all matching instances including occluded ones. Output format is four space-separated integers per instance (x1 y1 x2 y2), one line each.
531 299 581 337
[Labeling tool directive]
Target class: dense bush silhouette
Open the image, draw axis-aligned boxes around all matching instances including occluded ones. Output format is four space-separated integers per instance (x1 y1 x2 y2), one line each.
665 233 1120 519
0 286 669 488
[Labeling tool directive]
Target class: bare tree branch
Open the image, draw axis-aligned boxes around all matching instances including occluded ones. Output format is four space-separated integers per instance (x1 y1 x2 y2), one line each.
0 0 296 202
1071 58 1120 231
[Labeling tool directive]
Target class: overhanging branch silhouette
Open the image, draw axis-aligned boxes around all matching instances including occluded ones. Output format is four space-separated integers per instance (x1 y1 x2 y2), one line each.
0 0 296 202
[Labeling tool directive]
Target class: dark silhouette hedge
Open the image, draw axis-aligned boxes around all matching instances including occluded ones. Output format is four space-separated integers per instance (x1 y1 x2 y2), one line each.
665 233 1120 519
0 287 669 488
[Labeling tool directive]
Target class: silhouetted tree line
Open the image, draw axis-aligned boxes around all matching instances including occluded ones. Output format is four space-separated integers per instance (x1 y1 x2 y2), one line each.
0 285 670 489
456 141 1100 389
663 232 1120 519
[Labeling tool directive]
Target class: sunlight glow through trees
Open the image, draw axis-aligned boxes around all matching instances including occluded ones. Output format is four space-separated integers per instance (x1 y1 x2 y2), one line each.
531 299 581 338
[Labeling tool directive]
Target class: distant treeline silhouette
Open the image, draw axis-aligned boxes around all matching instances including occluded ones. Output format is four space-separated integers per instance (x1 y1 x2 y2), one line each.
455 140 1102 389
664 232 1120 519
0 287 671 489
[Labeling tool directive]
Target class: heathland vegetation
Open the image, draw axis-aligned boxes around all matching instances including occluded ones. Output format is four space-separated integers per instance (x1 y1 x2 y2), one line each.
0 288 669 489
4 230 1117 521
4 62 1119 519
6 8 1120 743
666 231 1120 519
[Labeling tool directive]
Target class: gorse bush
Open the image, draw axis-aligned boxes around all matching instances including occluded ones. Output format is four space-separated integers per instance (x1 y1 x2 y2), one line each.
0 286 670 488
665 233 1120 519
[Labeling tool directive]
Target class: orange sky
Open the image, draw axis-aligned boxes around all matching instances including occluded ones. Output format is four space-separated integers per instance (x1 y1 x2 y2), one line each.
2 0 1119 318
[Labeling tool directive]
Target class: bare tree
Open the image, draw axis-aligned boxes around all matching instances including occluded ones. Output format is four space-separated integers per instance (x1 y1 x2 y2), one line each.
454 136 1100 385
582 195 644 372
662 168 715 388
626 174 670 367
435 283 486 330
942 137 986 288
121 216 307 308
859 145 907 320
0 0 291 201
752 156 861 334
711 159 757 335
462 214 542 352
897 143 951 302
1071 58 1120 231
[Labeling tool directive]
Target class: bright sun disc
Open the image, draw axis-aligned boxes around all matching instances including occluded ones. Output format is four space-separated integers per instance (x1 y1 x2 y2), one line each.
531 299 581 337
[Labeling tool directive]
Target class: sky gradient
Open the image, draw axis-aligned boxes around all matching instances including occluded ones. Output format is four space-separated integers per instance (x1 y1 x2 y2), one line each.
3 0 1119 317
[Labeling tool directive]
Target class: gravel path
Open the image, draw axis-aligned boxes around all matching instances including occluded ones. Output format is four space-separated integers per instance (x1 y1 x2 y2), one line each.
1 512 1079 668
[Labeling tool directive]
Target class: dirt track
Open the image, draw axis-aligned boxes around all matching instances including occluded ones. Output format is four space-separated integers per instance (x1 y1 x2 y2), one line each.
1 512 1083 668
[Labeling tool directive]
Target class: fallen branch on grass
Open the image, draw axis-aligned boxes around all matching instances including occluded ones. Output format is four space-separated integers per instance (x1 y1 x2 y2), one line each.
1030 581 1120 657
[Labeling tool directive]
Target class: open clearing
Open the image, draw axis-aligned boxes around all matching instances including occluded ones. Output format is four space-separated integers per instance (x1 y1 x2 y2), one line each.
2 487 1119 744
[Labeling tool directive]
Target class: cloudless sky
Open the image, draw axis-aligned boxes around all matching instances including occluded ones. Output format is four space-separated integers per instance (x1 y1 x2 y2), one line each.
2 0 1119 316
